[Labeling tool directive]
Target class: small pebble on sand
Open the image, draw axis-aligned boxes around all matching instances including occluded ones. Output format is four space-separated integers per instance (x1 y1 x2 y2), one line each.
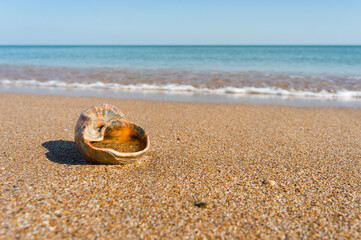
262 180 276 186
194 202 208 208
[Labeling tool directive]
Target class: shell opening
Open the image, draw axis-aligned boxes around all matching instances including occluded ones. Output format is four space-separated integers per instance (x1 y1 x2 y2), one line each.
90 120 147 153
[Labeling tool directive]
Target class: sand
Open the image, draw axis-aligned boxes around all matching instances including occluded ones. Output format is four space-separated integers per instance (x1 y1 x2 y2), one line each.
1 92 361 239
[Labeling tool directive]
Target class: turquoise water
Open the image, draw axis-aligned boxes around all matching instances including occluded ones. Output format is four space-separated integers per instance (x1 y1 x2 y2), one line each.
1 46 361 100
1 45 361 74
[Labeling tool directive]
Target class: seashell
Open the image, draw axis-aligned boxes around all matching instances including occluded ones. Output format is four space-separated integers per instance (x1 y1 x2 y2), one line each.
75 104 150 164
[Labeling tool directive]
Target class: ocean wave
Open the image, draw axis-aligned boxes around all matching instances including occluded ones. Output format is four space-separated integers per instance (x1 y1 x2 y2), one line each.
1 79 361 99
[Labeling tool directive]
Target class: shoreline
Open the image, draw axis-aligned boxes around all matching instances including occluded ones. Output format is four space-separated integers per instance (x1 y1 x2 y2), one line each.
1 92 361 238
1 86 361 108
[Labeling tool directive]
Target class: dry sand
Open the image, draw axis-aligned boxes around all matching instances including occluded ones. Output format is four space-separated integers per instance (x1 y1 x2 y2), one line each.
1 92 361 239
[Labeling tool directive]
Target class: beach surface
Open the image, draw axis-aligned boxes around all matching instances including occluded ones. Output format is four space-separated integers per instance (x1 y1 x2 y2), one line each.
1 92 361 239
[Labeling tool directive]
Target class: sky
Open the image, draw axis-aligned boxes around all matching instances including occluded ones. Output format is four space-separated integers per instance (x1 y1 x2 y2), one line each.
0 0 360 45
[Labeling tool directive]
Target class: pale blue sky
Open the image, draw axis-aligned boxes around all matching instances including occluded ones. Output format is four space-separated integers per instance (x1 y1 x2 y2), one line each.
0 0 360 45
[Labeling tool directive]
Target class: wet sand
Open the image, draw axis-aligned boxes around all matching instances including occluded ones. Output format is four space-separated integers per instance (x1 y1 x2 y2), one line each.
1 92 361 239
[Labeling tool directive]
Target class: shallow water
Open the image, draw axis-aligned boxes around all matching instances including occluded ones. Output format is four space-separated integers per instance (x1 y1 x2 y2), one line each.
1 46 361 102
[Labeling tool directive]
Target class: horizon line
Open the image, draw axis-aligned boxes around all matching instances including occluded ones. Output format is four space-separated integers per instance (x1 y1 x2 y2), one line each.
1 44 361 47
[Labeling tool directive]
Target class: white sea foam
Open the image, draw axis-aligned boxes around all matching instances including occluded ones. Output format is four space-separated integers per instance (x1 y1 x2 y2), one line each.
1 79 361 99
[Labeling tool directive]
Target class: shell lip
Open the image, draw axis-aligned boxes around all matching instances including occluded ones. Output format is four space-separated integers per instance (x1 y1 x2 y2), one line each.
85 133 150 158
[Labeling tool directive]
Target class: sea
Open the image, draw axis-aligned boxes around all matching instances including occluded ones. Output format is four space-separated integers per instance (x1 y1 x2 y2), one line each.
1 45 361 107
